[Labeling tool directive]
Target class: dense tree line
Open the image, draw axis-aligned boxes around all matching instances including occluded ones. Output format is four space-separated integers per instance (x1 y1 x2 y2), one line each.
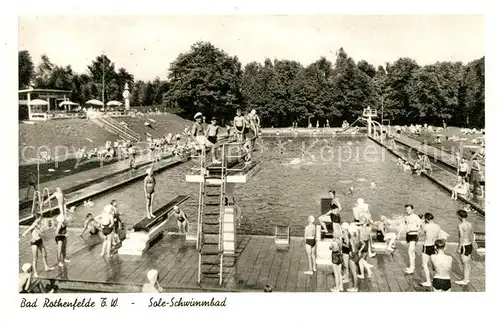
19 43 484 127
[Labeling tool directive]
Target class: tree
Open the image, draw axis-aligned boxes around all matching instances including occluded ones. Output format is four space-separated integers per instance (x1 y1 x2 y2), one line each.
164 42 244 120
34 54 55 87
19 50 34 89
462 57 485 128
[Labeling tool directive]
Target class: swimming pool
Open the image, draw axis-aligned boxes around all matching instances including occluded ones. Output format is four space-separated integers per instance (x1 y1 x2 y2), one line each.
67 136 484 242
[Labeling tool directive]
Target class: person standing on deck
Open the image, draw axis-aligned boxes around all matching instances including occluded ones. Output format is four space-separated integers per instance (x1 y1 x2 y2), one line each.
304 215 317 275
173 205 189 233
457 158 469 179
456 210 473 286
249 109 261 149
95 205 115 258
191 112 216 162
398 204 422 274
22 214 54 277
243 111 257 156
233 109 246 143
43 187 66 219
329 190 342 212
420 213 441 287
144 168 156 219
54 213 70 267
470 157 481 194
430 239 453 292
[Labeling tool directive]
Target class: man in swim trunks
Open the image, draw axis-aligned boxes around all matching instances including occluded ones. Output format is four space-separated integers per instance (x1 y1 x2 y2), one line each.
357 216 373 279
420 213 441 287
233 109 245 142
399 204 422 274
304 215 317 275
43 187 66 219
173 205 189 233
456 210 473 285
191 112 213 150
206 117 220 163
144 168 156 219
430 239 453 292
249 109 261 149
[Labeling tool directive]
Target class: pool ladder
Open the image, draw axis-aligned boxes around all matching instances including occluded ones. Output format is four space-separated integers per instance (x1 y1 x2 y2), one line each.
195 144 227 286
30 188 52 228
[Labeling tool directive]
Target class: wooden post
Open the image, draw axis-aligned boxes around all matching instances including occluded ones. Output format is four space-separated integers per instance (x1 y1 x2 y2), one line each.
27 92 32 120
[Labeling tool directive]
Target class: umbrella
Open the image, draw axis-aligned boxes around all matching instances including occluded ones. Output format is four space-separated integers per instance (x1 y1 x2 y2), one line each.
29 99 49 105
86 99 104 106
59 100 79 107
106 100 123 106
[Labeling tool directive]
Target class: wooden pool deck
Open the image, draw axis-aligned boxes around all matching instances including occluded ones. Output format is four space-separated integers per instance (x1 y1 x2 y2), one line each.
19 230 485 292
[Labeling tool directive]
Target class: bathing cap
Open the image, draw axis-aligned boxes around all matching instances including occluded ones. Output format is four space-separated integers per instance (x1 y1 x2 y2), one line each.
357 198 365 205
380 215 387 221
341 222 350 230
308 215 315 222
173 205 179 211
348 223 358 234
146 168 153 175
194 112 203 119
147 269 158 283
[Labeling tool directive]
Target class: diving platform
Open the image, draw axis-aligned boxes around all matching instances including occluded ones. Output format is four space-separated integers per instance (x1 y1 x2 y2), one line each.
185 160 261 184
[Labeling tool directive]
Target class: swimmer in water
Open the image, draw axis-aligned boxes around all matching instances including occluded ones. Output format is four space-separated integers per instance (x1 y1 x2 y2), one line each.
304 215 317 275
347 187 354 195
22 214 54 277
144 168 156 219
455 210 473 285
430 239 453 292
80 213 100 237
43 187 65 219
370 182 377 189
173 205 189 233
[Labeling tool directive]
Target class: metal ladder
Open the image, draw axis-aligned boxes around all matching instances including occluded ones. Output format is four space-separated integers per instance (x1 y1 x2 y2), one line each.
196 144 226 286
30 188 52 227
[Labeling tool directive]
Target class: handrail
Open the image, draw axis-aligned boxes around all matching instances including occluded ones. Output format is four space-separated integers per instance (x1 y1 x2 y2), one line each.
96 116 140 142
101 115 141 139
30 190 42 218
196 147 206 251
218 144 226 286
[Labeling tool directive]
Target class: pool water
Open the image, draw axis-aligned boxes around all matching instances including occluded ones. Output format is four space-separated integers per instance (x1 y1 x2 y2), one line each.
66 136 484 242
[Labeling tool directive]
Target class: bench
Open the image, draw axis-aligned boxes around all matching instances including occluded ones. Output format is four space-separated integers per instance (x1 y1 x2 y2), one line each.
118 195 190 256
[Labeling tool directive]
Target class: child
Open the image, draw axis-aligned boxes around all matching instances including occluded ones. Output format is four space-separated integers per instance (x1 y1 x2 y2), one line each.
142 269 163 292
375 216 397 252
330 238 343 292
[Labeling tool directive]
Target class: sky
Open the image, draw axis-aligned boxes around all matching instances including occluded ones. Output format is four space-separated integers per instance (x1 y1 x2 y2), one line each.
18 15 484 82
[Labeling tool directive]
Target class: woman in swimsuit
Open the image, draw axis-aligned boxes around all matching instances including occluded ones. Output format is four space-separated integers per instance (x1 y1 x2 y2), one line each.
173 206 189 233
22 214 54 277
340 222 351 283
80 213 101 237
54 214 70 267
144 168 156 219
233 109 245 142
347 223 360 292
95 206 115 258
357 217 373 279
330 237 343 292
304 215 317 275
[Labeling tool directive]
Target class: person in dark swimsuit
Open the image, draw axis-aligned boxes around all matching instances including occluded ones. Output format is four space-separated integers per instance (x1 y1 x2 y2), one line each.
347 224 360 292
54 214 70 267
80 213 100 237
95 206 115 258
173 205 189 233
319 204 341 233
330 238 343 292
304 215 317 275
22 214 54 277
341 222 351 283
144 168 156 219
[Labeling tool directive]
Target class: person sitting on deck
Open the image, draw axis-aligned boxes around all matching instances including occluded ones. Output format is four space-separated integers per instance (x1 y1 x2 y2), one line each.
173 206 189 233
403 162 412 172
451 176 470 200
375 216 397 252
80 213 101 237
421 154 432 173
319 204 341 233
142 269 163 293
413 155 424 176
352 198 371 223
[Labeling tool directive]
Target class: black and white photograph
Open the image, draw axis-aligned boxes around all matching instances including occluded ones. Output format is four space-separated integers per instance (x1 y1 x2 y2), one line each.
14 12 488 297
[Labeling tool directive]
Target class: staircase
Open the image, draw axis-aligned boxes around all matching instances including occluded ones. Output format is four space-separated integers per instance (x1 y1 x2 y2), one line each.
89 115 141 142
196 147 227 286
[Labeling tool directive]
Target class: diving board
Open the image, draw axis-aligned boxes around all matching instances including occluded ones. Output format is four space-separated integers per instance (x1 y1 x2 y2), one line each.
118 195 190 256
185 160 261 184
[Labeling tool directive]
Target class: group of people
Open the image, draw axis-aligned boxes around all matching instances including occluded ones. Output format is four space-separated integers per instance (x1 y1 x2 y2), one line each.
303 190 476 292
396 153 432 176
451 155 484 199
